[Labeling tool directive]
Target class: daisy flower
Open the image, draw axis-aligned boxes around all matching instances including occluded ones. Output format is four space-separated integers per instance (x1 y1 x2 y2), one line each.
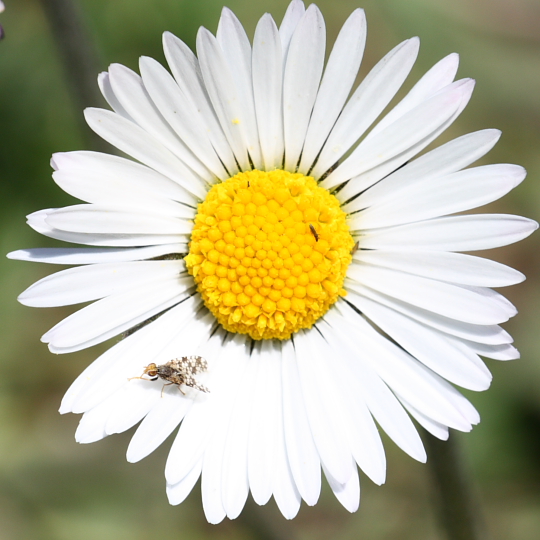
9 0 537 523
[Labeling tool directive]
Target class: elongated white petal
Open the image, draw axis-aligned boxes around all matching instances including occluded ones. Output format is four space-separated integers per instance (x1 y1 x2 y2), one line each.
345 283 513 345
355 294 492 390
108 63 214 182
139 56 229 180
167 458 203 506
272 350 302 519
281 339 321 505
7 244 186 265
364 53 459 141
252 14 284 170
97 71 132 120
28 209 185 247
221 349 256 518
344 129 502 213
337 79 475 201
353 250 524 287
294 330 355 484
45 205 193 236
312 38 419 178
323 306 426 462
19 260 186 307
359 214 538 251
347 264 514 325
353 164 525 229
162 31 238 174
127 388 193 463
283 4 325 170
308 324 387 484
42 279 194 353
53 170 195 218
298 9 366 172
321 79 465 189
52 150 196 205
279 0 305 59
84 108 207 199
196 28 251 170
248 341 280 505
165 334 247 486
217 7 263 168
323 462 360 513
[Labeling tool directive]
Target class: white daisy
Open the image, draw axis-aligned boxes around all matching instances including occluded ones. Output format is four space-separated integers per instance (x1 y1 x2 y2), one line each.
9 0 537 523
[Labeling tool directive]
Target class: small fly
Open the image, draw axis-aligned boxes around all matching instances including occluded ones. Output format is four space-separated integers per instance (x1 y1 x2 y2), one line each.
309 224 319 242
129 356 209 395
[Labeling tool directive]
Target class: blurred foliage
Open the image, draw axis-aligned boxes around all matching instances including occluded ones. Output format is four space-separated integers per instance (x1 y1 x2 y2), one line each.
1 0 539 539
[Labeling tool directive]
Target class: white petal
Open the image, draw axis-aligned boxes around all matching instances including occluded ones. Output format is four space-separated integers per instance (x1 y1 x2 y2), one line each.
165 334 248 486
344 129 502 213
359 214 538 252
162 31 238 174
139 56 229 179
322 307 426 462
97 71 132 119
107 63 214 183
216 8 263 169
279 0 305 59
44 205 192 236
346 264 514 325
311 323 387 485
53 170 195 218
74 396 115 444
460 340 519 361
323 462 360 513
59 299 201 414
294 330 355 484
312 38 419 179
19 260 186 307
272 351 302 520
345 283 513 346
352 164 526 229
84 108 207 199
220 349 257 519
352 250 525 287
355 294 492 391
199 336 251 525
27 209 183 247
401 400 449 440
7 244 187 265
105 382 160 435
364 53 460 141
167 458 203 506
42 279 194 353
298 9 366 172
252 14 284 170
247 341 280 505
196 28 251 170
336 79 475 201
281 339 321 506
282 4 325 170
127 386 193 463
333 304 474 431
52 150 196 206
321 79 466 190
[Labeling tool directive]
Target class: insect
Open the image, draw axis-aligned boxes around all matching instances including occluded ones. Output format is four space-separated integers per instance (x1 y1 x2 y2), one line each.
129 356 210 395
309 223 319 242
351 240 359 255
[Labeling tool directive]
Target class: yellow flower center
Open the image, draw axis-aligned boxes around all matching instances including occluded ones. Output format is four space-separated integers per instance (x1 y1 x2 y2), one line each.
185 170 354 340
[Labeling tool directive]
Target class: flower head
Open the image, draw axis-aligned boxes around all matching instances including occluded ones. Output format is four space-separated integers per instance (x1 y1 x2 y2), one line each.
9 0 537 523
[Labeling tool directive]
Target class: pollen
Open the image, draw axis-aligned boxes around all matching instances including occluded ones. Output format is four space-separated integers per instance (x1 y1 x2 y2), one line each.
185 169 354 340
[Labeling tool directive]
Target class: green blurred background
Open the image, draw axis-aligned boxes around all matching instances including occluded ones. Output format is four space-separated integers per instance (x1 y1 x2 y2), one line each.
1 0 539 538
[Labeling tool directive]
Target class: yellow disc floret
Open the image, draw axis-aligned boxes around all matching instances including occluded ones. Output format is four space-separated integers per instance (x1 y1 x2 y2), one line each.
185 170 354 340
